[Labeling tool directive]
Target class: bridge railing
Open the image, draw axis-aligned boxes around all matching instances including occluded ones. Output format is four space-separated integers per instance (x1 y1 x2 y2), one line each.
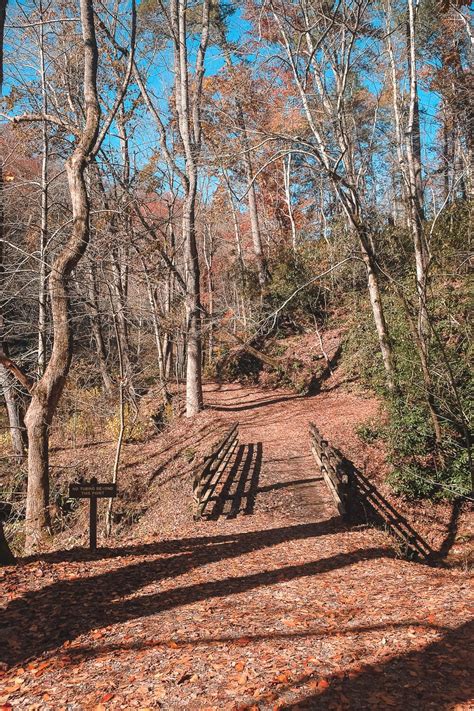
309 422 432 561
309 422 353 520
193 422 239 520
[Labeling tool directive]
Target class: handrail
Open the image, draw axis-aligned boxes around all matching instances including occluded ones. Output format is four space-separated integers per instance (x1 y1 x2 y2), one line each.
193 422 239 520
309 422 432 561
309 422 352 519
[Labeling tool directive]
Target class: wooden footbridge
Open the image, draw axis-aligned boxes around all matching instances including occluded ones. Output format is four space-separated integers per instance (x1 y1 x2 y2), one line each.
192 420 432 562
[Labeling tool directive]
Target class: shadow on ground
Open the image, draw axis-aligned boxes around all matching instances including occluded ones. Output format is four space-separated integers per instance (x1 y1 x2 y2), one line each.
208 393 304 412
280 619 473 709
2 519 383 667
205 442 262 520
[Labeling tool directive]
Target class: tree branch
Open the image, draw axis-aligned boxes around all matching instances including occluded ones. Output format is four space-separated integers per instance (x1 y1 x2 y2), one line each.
0 353 34 392
0 112 79 136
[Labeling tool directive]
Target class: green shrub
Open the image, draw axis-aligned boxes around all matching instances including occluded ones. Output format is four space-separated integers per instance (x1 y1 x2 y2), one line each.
388 464 436 499
342 254 471 502
356 419 381 444
384 398 471 500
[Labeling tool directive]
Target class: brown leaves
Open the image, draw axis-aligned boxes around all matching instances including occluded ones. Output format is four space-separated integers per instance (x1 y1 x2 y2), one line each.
1 383 472 709
99 692 115 703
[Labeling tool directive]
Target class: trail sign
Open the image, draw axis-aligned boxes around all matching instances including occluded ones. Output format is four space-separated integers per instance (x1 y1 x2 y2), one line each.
69 481 117 498
68 477 117 550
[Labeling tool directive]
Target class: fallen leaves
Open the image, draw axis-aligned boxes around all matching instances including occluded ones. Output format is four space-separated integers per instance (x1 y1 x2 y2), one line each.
0 383 472 710
100 692 115 703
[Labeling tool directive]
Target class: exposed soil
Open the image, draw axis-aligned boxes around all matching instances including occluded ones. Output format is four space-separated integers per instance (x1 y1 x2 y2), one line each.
1 383 472 709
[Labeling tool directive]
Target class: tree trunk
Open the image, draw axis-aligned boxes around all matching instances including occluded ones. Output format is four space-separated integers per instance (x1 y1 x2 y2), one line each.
86 262 113 394
203 225 214 365
331 180 397 391
243 134 267 290
223 168 245 271
0 521 15 566
110 251 134 393
442 104 452 204
115 109 136 400
406 0 429 346
105 311 125 538
24 396 51 549
284 153 297 251
163 219 176 380
37 0 49 377
357 228 396 391
24 0 100 553
183 191 204 416
0 364 25 460
171 0 209 416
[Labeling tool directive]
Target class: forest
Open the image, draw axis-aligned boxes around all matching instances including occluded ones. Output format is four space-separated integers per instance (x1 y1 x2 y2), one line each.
0 0 471 556
0 0 472 708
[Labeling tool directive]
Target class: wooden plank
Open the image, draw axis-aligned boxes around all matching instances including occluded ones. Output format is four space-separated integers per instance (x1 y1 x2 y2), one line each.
194 422 239 483
310 444 323 469
309 423 324 446
321 465 346 516
201 433 238 495
312 429 350 487
199 437 239 513
319 455 340 489
194 424 239 520
312 444 347 517
89 496 97 550
199 434 238 496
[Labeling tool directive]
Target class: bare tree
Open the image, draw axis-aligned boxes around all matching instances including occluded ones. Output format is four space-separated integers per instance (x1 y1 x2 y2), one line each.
1 0 101 551
0 0 18 567
135 0 210 416
23 0 101 552
384 0 443 445
266 0 397 389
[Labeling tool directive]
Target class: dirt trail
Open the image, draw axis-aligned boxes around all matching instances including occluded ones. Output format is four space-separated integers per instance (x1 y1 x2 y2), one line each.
1 384 472 710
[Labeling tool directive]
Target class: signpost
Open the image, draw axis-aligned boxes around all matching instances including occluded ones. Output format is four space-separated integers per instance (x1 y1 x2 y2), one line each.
68 477 117 550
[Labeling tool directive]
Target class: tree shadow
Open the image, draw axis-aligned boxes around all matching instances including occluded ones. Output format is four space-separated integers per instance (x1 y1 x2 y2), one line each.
2 520 387 667
208 393 305 412
206 443 262 520
26 521 336 565
258 477 321 494
53 620 448 664
279 619 474 709
306 344 342 395
437 497 464 560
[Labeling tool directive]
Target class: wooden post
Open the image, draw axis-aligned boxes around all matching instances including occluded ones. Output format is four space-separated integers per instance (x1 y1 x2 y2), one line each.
69 476 116 551
89 489 98 551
